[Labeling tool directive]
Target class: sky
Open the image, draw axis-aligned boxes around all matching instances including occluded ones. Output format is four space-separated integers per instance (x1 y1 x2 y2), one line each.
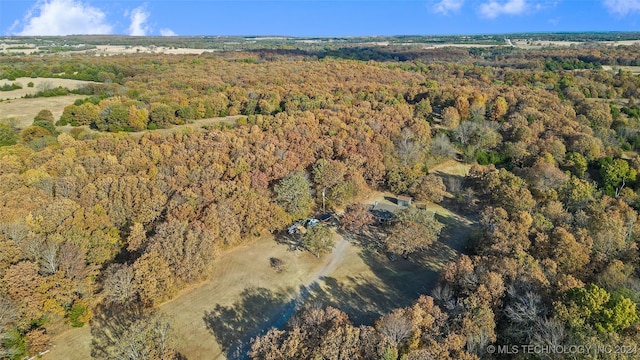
0 0 639 37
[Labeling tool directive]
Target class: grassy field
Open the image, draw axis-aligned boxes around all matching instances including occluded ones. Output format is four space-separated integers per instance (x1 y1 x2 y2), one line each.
602 65 640 74
0 77 92 129
0 95 85 129
0 77 92 100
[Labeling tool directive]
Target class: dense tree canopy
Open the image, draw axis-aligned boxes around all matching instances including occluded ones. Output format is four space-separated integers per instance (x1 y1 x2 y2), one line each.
1 42 640 358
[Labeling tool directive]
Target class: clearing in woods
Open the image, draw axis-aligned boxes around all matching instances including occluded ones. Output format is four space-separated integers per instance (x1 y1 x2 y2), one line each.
0 77 94 128
46 161 475 360
0 95 85 129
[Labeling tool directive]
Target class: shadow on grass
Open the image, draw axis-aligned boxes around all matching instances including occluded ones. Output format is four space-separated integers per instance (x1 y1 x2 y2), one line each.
433 211 475 253
272 231 301 252
308 207 476 326
308 254 437 326
90 301 145 359
203 286 293 360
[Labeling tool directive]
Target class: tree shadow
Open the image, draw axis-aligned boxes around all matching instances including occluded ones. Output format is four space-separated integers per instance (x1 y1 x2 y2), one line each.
303 250 437 326
308 207 476 326
203 286 291 360
90 301 145 359
272 231 301 252
336 225 386 250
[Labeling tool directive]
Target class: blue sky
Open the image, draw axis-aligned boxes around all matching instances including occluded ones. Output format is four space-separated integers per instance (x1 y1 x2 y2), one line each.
0 0 639 37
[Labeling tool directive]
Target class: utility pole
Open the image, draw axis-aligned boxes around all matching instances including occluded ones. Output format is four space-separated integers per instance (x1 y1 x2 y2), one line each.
322 187 326 212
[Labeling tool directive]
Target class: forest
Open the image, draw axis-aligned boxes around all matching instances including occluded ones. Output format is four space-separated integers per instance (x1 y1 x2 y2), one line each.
1 38 640 359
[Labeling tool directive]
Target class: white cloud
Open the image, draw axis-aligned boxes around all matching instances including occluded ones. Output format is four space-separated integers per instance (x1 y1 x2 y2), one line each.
127 6 150 36
16 0 112 36
160 28 177 36
433 0 465 15
479 0 528 18
603 0 640 15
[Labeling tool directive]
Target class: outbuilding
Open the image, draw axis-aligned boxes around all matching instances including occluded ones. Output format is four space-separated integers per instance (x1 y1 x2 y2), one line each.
397 195 412 207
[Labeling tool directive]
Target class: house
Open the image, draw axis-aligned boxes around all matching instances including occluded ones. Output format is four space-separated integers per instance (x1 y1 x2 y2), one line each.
397 195 412 207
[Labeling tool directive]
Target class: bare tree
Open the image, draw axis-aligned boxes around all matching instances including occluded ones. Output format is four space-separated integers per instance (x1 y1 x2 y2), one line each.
504 290 544 325
39 241 59 275
0 297 16 359
396 128 420 166
454 121 477 146
532 318 567 350
0 297 15 330
90 302 180 360
376 310 413 345
58 243 87 280
103 264 136 304
1 221 29 244
430 133 457 159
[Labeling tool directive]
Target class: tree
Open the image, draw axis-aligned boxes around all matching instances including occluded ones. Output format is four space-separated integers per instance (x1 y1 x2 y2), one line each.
453 121 477 147
555 284 639 334
442 107 460 129
274 171 313 220
551 227 590 276
132 252 175 307
412 174 447 203
430 133 457 159
564 152 588 178
312 158 345 189
149 103 175 128
126 222 147 253
469 102 486 121
302 225 334 258
489 96 508 121
20 125 51 143
341 204 375 234
386 208 444 258
395 128 422 167
90 303 181 360
376 310 413 345
414 98 432 120
599 157 636 197
1 262 45 328
102 264 136 304
386 166 421 195
455 95 470 120
97 103 129 132
128 105 149 131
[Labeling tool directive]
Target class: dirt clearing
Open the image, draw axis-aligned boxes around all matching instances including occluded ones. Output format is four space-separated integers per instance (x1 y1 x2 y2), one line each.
46 160 477 360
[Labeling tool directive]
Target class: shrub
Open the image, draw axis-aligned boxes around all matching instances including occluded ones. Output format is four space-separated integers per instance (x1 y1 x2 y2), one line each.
34 109 55 123
20 125 51 143
0 123 17 146
66 303 91 327
31 120 57 136
270 257 285 272
0 82 22 91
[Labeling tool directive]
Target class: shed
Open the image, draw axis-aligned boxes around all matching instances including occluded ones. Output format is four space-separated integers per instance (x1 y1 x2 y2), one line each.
397 195 412 207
